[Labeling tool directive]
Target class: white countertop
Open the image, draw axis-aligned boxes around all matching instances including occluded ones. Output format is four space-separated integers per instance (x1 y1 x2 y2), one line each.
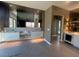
0 31 19 33
64 31 79 48
64 32 79 36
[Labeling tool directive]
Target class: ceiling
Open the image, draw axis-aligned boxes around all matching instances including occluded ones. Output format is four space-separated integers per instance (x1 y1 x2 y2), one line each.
5 1 79 11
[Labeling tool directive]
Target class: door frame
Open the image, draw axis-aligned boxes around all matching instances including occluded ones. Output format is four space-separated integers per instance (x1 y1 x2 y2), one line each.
60 15 64 41
51 15 64 42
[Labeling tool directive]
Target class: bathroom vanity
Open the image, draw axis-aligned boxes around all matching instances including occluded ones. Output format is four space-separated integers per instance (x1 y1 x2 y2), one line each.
64 32 79 48
0 32 20 42
0 27 43 42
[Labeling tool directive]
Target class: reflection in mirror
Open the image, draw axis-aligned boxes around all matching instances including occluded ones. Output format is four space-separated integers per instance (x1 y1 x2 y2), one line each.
9 4 17 29
9 4 44 30
17 9 34 27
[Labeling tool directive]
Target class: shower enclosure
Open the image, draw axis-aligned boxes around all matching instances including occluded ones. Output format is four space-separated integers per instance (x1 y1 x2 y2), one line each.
51 15 64 43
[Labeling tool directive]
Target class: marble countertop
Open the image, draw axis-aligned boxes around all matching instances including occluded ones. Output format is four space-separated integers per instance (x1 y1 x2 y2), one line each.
0 31 20 34
64 32 79 36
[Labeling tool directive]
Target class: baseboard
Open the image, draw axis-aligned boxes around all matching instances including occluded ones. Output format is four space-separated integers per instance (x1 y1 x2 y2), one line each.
43 38 52 45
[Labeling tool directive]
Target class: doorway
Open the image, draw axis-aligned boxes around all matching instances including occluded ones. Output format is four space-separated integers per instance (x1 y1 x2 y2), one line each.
51 15 63 43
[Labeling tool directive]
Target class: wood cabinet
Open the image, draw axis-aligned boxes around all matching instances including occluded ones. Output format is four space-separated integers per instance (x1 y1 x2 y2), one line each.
64 12 79 32
69 12 79 32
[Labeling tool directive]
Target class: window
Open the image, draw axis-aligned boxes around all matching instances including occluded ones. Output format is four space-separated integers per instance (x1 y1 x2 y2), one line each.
9 18 13 28
26 22 34 28
38 22 40 28
9 18 16 28
26 22 40 28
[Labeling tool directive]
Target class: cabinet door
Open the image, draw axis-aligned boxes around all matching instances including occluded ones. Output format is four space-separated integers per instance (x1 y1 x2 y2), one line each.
4 33 20 41
72 36 79 48
1 33 5 41
65 34 72 42
0 33 2 42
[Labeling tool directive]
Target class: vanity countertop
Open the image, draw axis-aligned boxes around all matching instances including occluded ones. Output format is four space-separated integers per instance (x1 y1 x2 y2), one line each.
64 31 79 48
64 32 79 36
0 31 19 33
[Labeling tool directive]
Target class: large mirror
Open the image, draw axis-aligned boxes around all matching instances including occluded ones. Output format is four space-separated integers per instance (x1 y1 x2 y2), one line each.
9 4 44 29
17 9 34 27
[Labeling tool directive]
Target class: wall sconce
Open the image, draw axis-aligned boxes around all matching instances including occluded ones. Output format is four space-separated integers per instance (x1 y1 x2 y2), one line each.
65 27 69 32
66 22 69 26
64 18 70 32
66 18 69 22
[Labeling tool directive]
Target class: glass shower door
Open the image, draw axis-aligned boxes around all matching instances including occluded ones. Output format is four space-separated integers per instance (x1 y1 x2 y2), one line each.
51 15 63 43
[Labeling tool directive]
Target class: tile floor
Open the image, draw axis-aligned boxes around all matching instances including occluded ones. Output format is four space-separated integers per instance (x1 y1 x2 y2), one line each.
0 38 79 57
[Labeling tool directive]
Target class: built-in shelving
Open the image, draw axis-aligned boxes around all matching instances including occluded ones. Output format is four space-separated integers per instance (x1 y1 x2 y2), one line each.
64 11 79 32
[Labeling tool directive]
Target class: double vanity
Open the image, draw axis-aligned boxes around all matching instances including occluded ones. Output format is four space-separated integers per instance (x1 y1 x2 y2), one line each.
0 27 43 42
0 27 43 56
64 32 79 48
0 32 20 42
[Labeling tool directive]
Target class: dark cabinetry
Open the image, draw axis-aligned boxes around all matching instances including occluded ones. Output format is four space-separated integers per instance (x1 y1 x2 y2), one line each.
64 12 79 32
65 34 72 42
69 12 79 32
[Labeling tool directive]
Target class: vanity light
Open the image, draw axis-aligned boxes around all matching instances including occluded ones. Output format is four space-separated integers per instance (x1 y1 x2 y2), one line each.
65 27 69 32
66 22 69 26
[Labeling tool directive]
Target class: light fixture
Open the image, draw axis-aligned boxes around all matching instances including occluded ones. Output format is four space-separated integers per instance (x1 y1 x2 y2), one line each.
66 18 69 21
